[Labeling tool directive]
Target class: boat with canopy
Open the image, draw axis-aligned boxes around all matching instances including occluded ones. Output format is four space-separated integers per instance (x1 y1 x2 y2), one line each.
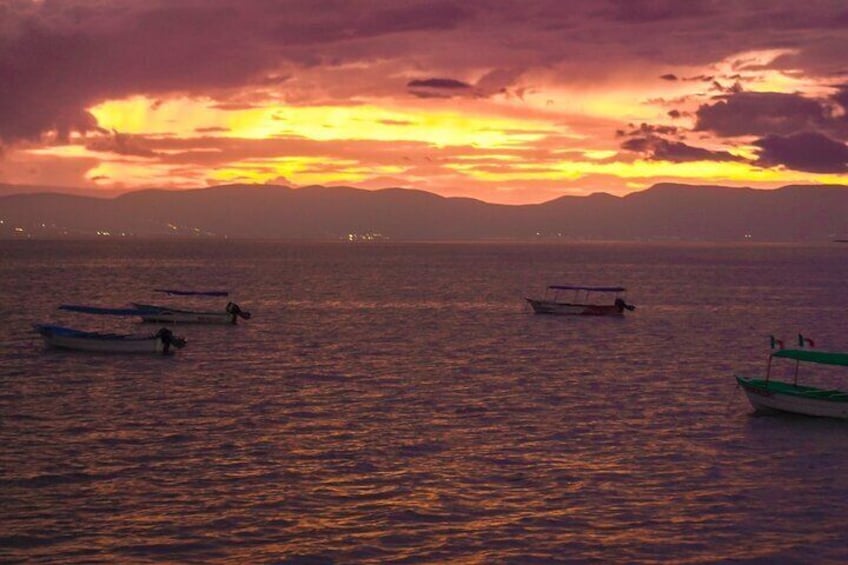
131 289 251 324
34 324 186 354
525 285 635 316
736 335 848 419
36 303 188 354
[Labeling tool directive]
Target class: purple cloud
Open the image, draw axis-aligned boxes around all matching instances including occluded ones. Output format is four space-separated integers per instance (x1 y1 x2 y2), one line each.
84 130 158 158
2 0 848 152
621 135 742 163
407 78 472 89
605 0 716 23
407 77 474 99
832 84 848 123
695 92 832 137
0 2 274 143
619 123 681 137
355 1 469 35
754 131 848 173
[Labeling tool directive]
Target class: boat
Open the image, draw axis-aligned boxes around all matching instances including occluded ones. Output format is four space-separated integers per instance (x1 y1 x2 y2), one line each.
129 301 251 325
736 336 848 419
34 324 186 354
131 288 252 325
41 304 186 354
525 285 635 316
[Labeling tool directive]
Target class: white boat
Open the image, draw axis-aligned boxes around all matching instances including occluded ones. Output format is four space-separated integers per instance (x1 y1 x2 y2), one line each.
34 324 186 354
525 285 635 316
736 337 848 419
131 289 251 325
130 302 251 325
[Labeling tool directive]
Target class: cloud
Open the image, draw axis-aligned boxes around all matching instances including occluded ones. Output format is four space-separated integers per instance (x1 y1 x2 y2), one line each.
354 1 470 35
754 131 848 173
694 91 833 137
621 135 743 163
85 130 158 158
0 1 480 145
604 0 717 23
0 1 274 144
619 123 681 137
195 126 231 134
407 78 472 89
407 69 527 100
3 0 848 202
832 84 848 122
407 77 473 99
475 68 525 98
3 0 848 145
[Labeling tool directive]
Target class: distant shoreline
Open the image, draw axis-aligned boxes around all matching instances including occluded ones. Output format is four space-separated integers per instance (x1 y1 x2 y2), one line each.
0 236 843 246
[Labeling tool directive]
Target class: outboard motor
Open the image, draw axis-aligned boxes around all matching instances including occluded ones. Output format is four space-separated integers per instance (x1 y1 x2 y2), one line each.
155 327 186 354
226 302 252 322
614 298 636 312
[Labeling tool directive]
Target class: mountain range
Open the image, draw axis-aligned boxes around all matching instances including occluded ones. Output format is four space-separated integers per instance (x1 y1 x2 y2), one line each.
1 183 846 241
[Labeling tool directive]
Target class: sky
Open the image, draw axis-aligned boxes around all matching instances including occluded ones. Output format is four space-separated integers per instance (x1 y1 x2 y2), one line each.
1 0 847 204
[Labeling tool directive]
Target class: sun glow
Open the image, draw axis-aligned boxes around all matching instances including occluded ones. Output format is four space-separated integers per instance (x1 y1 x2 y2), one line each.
209 156 407 186
89 96 555 149
448 156 808 186
17 60 844 201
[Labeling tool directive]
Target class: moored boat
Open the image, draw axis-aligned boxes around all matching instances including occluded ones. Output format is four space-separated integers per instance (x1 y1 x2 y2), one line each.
736 336 848 419
131 289 252 325
130 302 251 325
525 285 635 316
34 324 186 354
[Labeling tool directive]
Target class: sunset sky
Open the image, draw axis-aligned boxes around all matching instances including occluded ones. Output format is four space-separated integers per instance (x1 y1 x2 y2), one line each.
1 0 847 204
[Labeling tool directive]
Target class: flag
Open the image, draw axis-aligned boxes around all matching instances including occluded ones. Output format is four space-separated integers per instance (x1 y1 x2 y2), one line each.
798 334 815 348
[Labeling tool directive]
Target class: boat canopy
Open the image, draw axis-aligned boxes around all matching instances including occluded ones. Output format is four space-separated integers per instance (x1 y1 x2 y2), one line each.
35 324 130 339
154 289 229 297
772 348 848 367
59 304 157 316
548 285 626 292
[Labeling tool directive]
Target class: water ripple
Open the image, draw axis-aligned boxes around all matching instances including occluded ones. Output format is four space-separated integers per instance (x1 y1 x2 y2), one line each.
2 241 848 563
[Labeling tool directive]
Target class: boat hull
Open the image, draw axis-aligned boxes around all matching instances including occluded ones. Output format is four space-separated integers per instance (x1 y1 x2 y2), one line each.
132 303 237 325
525 298 624 316
735 376 848 419
35 325 184 354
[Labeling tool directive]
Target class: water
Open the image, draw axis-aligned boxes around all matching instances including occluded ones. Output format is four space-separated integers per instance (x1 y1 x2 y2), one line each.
1 240 847 564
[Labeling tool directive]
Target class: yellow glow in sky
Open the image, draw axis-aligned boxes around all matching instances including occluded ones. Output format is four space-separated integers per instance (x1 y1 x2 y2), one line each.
14 55 842 205
90 96 555 149
210 156 406 186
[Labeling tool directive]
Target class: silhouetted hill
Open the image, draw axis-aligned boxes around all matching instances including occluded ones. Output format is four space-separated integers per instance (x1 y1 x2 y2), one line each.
1 183 846 241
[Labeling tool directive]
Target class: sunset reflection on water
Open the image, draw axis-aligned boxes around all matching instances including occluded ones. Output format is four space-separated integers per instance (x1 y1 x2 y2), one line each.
2 240 847 563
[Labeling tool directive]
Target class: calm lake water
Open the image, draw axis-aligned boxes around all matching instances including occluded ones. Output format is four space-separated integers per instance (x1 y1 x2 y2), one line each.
2 240 847 564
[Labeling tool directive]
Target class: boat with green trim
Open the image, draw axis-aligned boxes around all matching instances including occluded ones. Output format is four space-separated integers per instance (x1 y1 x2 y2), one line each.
736 337 848 419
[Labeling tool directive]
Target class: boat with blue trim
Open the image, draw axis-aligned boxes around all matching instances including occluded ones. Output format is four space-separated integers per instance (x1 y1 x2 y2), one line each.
34 324 186 354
